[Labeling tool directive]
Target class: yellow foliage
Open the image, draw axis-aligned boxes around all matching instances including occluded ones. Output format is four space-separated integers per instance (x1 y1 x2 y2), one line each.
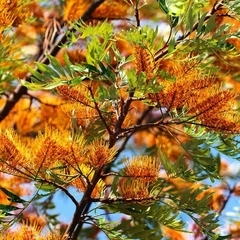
0 128 29 175
30 127 71 173
228 221 240 238
147 59 240 133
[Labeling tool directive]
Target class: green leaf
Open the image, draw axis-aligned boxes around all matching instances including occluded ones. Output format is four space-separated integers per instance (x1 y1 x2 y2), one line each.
126 68 137 89
0 187 26 204
97 86 109 101
197 12 209 36
0 204 20 214
46 170 68 185
167 0 187 16
204 14 217 35
42 79 64 90
46 54 66 77
98 61 116 82
35 62 60 79
171 16 179 28
63 51 75 77
187 6 194 32
131 227 161 238
168 38 176 53
157 0 169 14
158 148 174 175
27 67 44 81
35 183 56 192
112 219 132 231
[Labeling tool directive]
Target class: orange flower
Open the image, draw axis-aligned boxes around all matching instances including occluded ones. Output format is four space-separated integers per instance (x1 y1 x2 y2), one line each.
124 156 160 182
0 129 29 174
0 220 61 240
31 128 71 174
87 139 116 169
118 178 150 199
134 45 155 82
0 0 31 30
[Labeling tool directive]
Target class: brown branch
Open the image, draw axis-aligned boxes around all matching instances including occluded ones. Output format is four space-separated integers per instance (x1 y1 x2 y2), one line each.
134 1 141 28
63 169 102 239
43 178 79 208
216 183 236 219
113 92 134 139
90 195 161 204
26 92 61 107
116 120 164 140
0 85 28 122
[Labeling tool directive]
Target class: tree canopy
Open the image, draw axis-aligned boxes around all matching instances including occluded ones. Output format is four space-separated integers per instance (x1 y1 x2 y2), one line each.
1 0 240 239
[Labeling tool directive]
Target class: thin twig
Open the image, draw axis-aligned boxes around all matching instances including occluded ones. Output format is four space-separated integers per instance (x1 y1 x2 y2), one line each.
43 178 79 208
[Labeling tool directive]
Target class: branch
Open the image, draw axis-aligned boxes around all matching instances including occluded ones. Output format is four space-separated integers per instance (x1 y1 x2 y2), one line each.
114 92 134 138
90 195 161 204
26 92 61 107
43 178 79 208
63 169 102 239
0 85 28 122
116 120 164 140
216 183 236 220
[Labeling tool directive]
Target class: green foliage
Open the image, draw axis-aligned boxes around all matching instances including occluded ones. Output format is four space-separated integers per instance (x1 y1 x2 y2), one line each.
119 25 163 53
100 202 182 239
68 20 115 65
